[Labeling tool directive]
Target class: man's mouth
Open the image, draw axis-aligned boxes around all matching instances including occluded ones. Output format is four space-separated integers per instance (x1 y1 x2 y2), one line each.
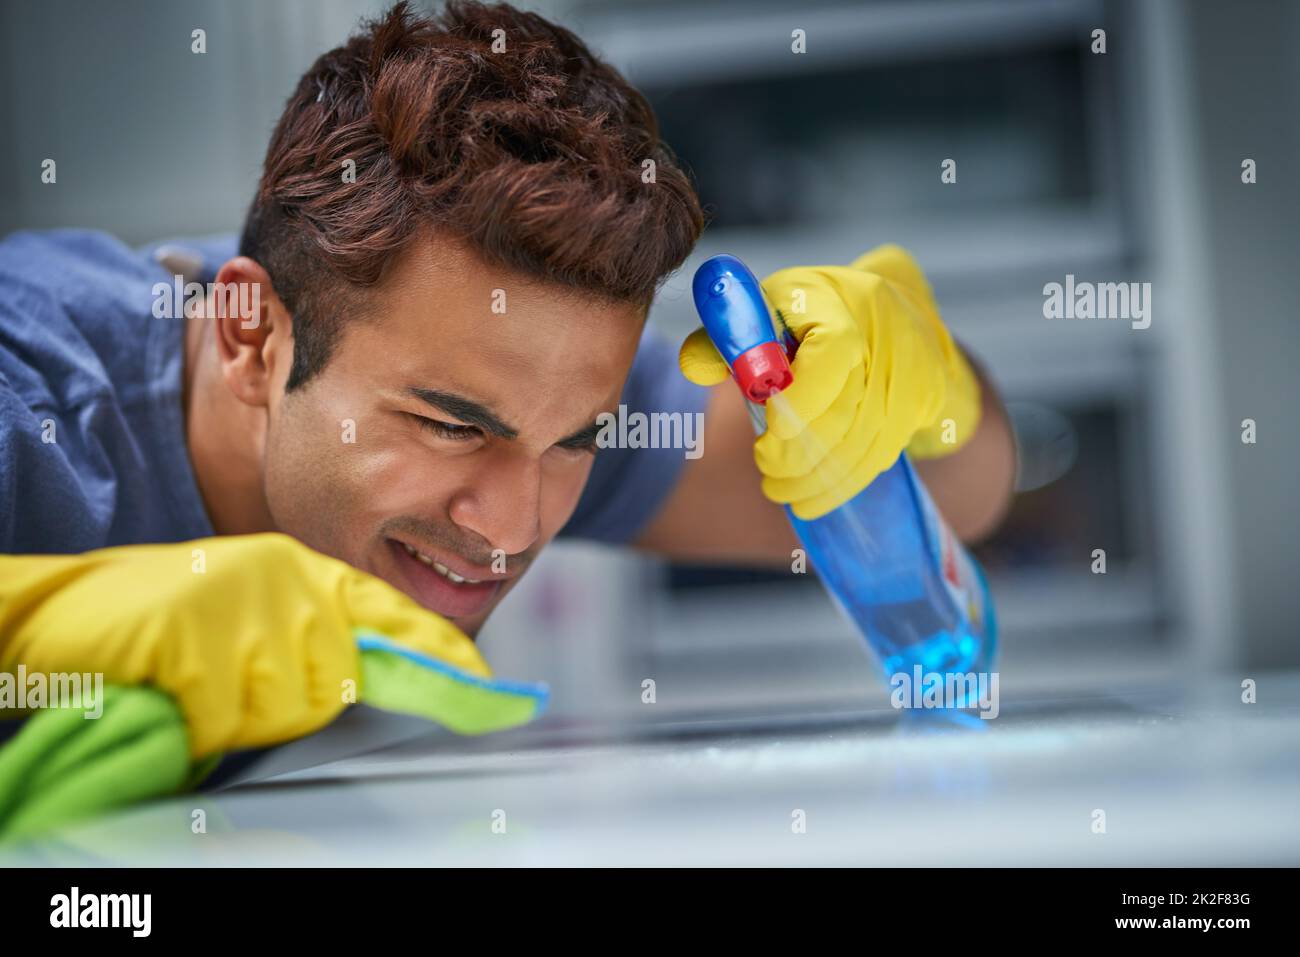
400 541 485 583
384 538 504 621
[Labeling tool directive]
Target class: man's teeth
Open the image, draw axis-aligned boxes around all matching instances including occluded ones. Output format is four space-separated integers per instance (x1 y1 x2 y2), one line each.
401 543 481 584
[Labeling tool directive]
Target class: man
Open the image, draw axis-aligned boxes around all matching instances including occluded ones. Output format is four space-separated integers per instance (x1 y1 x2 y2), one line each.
0 2 1015 823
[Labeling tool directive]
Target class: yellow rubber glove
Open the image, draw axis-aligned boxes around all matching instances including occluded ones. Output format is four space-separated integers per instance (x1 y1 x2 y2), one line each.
0 533 546 759
679 245 982 519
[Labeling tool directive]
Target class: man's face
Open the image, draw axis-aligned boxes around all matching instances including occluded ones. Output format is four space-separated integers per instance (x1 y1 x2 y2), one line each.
259 232 643 636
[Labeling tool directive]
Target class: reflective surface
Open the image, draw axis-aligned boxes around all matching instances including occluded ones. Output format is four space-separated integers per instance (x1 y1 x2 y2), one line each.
3 673 1298 866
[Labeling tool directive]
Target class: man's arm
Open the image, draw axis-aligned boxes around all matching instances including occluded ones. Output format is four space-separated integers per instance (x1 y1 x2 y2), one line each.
633 348 1016 565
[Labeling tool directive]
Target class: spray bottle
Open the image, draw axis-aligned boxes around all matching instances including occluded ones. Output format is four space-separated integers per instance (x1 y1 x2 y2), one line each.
692 255 997 705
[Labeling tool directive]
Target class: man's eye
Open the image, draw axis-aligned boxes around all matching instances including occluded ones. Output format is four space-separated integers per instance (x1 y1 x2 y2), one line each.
412 416 480 441
555 437 598 456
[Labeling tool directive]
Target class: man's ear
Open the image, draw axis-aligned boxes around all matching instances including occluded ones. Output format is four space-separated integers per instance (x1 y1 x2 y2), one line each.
209 257 292 407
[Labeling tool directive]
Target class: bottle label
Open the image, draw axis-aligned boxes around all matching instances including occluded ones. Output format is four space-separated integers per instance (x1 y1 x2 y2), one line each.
912 462 988 631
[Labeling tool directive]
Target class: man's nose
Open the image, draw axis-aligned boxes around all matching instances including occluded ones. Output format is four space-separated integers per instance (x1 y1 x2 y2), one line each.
445 448 542 559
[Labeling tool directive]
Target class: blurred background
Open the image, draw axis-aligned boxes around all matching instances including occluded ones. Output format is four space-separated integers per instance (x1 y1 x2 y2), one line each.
2 0 1297 727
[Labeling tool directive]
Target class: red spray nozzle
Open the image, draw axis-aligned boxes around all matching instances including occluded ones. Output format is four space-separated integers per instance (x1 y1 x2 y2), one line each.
732 341 793 403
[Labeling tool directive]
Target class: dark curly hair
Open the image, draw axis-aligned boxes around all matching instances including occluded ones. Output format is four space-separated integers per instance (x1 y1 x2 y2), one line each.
240 0 705 390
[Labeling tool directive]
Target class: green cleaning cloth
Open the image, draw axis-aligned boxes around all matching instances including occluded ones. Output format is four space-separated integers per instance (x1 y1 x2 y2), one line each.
0 685 211 842
0 640 546 842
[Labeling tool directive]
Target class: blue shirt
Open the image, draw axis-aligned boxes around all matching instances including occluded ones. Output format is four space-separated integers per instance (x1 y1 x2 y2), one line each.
0 229 707 554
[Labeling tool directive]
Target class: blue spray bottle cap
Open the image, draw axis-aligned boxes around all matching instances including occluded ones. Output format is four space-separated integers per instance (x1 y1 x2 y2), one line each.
692 255 795 403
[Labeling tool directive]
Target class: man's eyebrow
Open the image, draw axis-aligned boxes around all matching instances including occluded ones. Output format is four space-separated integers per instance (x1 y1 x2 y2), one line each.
556 418 606 449
405 388 517 440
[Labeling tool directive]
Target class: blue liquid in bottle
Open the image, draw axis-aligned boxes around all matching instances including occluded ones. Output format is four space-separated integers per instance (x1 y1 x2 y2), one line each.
693 255 997 708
